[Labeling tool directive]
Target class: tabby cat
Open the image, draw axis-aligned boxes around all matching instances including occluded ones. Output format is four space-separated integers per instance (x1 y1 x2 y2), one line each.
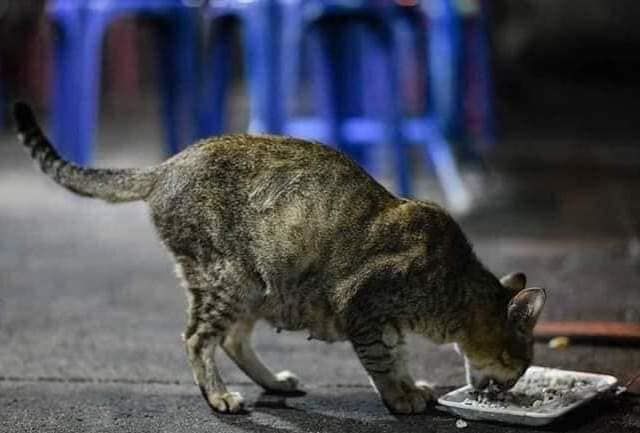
13 103 545 415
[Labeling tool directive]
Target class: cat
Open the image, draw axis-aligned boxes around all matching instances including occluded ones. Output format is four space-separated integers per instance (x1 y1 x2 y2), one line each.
12 102 546 415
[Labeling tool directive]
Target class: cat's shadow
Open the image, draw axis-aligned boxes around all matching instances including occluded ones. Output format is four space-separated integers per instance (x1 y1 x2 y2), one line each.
216 389 471 433
214 389 636 433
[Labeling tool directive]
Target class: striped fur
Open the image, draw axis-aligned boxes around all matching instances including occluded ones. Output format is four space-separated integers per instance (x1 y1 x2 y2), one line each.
13 102 157 203
13 102 546 415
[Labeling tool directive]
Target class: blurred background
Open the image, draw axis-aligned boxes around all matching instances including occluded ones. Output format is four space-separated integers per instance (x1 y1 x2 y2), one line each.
0 1 639 426
1 1 640 211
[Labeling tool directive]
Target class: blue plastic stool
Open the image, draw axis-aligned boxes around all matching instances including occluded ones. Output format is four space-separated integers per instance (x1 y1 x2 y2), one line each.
199 0 282 137
279 1 470 210
425 0 495 146
48 0 200 165
461 0 495 147
279 1 401 174
424 0 463 140
394 5 470 211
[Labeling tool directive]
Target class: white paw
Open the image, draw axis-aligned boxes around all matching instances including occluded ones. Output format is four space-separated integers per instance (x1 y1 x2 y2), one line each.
271 370 300 392
383 382 434 415
207 391 245 414
415 380 435 400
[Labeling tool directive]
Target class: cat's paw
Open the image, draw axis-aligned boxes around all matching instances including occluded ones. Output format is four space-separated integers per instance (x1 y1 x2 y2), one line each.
274 370 300 390
383 381 434 415
201 388 246 414
264 370 306 396
414 380 434 402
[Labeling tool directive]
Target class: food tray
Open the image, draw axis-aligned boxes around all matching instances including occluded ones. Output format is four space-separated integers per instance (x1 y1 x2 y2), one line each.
437 366 618 426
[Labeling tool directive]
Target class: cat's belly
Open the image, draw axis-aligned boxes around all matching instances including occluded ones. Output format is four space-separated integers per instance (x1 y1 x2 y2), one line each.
258 290 347 343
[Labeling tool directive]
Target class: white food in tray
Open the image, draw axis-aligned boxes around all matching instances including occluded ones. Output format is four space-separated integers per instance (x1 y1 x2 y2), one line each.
438 366 618 426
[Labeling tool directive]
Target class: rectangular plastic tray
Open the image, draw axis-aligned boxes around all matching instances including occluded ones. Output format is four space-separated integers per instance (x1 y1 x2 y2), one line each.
437 366 618 426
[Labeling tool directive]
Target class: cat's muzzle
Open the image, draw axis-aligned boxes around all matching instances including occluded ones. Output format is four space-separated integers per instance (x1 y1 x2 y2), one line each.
471 375 518 392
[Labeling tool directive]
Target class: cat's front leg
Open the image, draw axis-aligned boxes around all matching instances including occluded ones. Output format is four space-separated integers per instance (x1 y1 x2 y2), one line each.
350 323 434 414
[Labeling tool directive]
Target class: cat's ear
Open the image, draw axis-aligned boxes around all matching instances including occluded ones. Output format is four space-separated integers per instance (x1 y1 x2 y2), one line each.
508 287 546 332
500 272 527 292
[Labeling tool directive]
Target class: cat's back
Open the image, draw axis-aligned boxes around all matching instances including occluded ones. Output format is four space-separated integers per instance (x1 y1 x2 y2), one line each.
148 133 468 264
148 134 396 258
155 133 393 205
196 133 376 181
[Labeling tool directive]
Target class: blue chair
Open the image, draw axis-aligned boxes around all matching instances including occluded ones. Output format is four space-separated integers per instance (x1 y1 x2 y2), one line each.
460 0 495 147
279 0 470 210
394 3 470 211
199 0 282 137
48 0 200 165
279 1 402 174
424 0 495 147
423 0 463 140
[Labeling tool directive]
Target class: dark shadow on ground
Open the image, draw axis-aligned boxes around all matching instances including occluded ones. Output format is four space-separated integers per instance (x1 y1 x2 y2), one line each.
216 389 640 433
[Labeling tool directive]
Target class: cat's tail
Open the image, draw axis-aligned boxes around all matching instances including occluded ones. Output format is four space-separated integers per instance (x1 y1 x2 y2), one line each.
12 102 157 203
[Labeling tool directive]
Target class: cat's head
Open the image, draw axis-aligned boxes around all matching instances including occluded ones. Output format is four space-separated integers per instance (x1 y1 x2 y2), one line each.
459 272 546 392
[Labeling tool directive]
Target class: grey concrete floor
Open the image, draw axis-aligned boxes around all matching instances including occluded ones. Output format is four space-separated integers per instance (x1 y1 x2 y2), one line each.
1 108 639 432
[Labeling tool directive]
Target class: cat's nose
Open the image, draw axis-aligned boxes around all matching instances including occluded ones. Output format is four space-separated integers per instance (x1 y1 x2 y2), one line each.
471 375 491 390
490 377 518 392
504 378 518 389
494 380 513 392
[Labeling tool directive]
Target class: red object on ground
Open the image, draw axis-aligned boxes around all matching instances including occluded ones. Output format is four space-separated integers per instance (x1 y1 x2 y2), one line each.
535 321 640 345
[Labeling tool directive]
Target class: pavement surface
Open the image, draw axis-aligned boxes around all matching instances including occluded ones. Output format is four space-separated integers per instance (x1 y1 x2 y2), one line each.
1 109 639 432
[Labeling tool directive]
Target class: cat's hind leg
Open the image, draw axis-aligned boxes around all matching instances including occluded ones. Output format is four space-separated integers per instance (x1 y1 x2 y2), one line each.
350 323 433 414
222 319 305 396
183 286 245 413
179 258 260 414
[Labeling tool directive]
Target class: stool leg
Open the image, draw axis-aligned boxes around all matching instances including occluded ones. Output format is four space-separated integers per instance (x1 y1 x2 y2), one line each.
243 1 282 134
158 11 199 154
280 3 334 142
429 0 463 140
51 13 84 163
199 18 233 138
388 17 414 198
422 123 471 212
418 6 472 211
341 21 370 165
279 1 303 128
72 11 112 165
308 24 340 147
470 3 496 148
350 20 394 181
